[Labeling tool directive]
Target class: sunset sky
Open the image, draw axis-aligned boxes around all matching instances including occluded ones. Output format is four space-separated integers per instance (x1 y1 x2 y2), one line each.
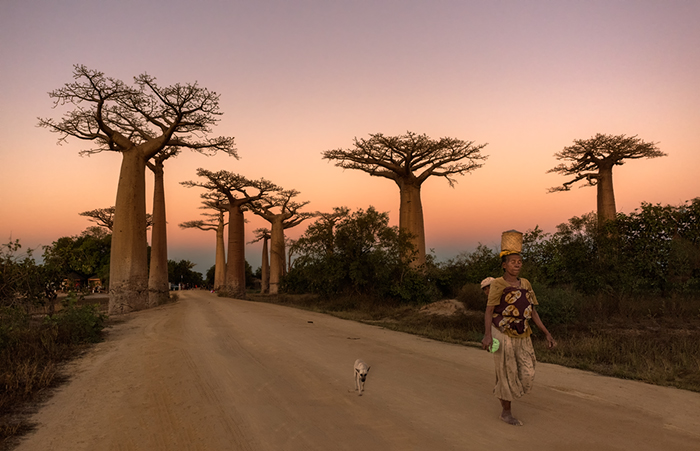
1 0 698 274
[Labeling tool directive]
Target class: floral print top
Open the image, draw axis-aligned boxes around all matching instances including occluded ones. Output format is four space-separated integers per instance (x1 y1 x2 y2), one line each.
487 277 538 338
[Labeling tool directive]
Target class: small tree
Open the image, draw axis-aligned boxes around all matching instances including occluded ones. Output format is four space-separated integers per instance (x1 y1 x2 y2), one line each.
1 240 61 311
182 169 279 298
249 190 316 294
167 259 204 288
40 65 236 313
42 228 112 289
323 131 487 266
548 133 666 228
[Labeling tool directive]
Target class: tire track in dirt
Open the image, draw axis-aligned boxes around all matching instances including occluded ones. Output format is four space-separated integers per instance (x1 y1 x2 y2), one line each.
14 290 700 450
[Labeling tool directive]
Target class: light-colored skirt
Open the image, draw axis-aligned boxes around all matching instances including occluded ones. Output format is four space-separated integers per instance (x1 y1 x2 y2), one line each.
491 325 536 401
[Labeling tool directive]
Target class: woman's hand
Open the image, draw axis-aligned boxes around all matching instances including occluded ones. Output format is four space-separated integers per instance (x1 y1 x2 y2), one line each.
545 333 557 349
481 334 493 350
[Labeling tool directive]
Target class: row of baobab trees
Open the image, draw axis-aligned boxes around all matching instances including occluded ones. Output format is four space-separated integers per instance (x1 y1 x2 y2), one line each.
40 65 666 315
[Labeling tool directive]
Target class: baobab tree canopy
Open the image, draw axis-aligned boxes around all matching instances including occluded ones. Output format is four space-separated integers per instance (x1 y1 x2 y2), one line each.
322 131 488 266
181 169 279 298
79 207 153 231
39 65 237 314
548 133 666 226
249 189 316 294
38 65 237 157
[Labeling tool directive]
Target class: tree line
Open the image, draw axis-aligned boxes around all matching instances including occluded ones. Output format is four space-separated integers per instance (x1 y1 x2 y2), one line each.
34 65 670 314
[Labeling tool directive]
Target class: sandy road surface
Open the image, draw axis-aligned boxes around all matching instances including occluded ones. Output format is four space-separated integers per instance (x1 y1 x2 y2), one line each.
15 291 700 450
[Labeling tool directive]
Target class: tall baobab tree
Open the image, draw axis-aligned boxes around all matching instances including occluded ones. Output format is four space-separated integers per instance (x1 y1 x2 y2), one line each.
249 190 316 294
40 65 236 314
249 228 271 294
182 169 278 299
323 131 487 266
548 133 666 228
179 192 229 291
146 148 179 307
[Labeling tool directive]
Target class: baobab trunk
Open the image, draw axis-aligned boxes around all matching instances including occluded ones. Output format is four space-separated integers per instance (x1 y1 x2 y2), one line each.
214 211 226 291
261 236 270 294
109 150 149 314
597 163 617 228
269 218 285 294
148 161 169 307
225 205 247 299
398 182 426 266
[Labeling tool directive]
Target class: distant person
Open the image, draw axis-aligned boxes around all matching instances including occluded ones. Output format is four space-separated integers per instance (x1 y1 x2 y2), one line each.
481 231 556 426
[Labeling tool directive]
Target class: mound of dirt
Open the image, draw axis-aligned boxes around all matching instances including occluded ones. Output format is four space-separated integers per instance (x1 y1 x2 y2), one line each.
419 299 467 317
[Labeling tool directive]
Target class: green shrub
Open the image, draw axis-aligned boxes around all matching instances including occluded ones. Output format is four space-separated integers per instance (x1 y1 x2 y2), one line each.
457 283 488 311
43 293 107 344
531 284 584 326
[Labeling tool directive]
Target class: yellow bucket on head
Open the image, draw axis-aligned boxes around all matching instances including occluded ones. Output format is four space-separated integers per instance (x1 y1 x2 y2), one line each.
500 230 523 257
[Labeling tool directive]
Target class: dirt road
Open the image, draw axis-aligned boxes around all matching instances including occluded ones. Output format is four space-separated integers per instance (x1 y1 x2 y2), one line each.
15 291 700 450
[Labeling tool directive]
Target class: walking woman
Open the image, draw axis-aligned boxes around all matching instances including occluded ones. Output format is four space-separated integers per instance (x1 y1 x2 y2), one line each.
481 230 556 426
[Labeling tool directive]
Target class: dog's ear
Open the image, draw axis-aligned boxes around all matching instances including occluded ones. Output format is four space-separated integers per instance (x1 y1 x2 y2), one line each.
355 368 360 373
366 366 370 372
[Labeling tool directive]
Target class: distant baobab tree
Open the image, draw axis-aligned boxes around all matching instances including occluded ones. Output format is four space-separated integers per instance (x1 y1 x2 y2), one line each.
249 228 271 293
548 133 666 228
323 131 487 266
40 65 236 314
79 207 153 231
182 169 278 299
180 192 230 291
249 189 316 294
146 148 179 307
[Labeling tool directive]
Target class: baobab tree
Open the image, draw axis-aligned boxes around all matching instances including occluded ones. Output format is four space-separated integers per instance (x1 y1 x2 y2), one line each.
180 192 229 291
80 207 153 231
323 131 487 266
146 148 179 307
249 228 271 293
182 169 278 299
40 65 236 314
249 190 316 294
548 133 666 228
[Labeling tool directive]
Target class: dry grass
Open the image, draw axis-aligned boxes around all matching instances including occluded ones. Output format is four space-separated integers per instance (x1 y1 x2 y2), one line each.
250 292 700 393
0 299 107 448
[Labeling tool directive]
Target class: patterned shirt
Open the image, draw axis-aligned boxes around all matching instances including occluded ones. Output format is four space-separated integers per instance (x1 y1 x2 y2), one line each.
487 277 538 338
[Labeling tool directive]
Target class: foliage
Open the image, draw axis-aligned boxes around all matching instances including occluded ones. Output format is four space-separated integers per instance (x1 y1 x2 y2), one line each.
283 207 436 303
0 294 107 442
206 265 216 288
42 228 111 287
527 199 700 297
43 293 107 344
1 240 60 310
244 261 255 289
427 245 501 298
167 260 205 288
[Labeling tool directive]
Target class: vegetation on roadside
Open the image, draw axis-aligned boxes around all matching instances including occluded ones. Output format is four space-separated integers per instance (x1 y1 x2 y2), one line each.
1 240 109 447
260 198 700 393
0 293 107 444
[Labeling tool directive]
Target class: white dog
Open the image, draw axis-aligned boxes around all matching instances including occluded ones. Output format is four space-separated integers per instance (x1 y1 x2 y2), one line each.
354 359 370 396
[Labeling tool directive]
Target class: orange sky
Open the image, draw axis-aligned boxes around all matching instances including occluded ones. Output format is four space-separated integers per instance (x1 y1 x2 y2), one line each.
1 1 698 273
